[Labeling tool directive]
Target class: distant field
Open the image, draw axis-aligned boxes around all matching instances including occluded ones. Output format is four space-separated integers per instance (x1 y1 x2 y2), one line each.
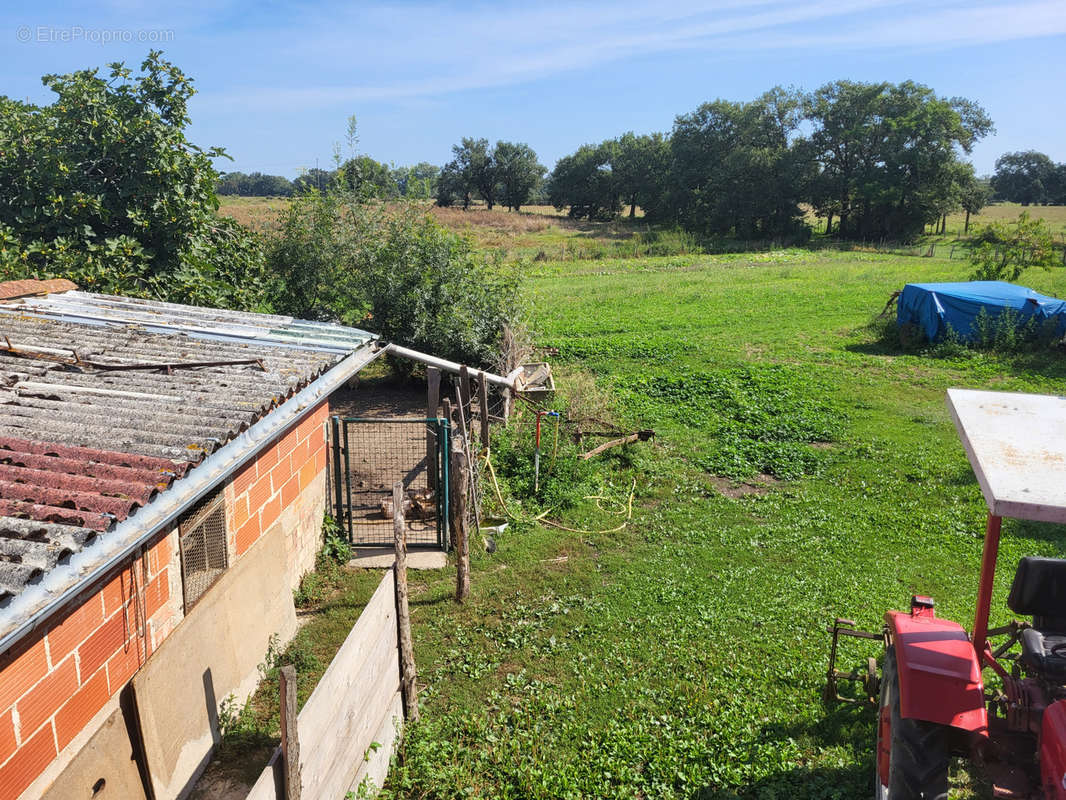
217 196 663 259
219 196 1066 254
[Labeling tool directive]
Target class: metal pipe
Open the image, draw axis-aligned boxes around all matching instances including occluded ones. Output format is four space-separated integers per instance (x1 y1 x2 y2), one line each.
384 344 515 389
0 344 385 657
972 513 1002 664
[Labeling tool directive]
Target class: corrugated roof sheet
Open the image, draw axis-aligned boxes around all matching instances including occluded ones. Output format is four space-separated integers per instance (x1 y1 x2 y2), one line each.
0 286 376 602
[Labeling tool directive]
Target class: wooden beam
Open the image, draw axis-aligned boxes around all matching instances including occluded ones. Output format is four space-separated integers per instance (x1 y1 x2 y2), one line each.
478 371 490 449
579 430 655 460
459 365 472 422
280 665 301 800
393 483 419 721
426 366 441 490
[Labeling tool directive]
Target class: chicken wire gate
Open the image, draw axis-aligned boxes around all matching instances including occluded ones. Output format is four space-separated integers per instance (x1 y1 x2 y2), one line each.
328 416 450 549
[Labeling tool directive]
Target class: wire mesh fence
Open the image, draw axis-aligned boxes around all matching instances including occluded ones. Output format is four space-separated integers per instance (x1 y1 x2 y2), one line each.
330 417 448 549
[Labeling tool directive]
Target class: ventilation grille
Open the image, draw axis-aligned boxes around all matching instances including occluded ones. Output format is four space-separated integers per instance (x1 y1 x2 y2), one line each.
178 490 228 610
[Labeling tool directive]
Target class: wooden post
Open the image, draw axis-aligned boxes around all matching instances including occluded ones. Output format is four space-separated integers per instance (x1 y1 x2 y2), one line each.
280 665 301 800
478 371 490 449
393 482 419 721
502 386 514 425
442 396 453 547
453 385 482 534
451 441 470 602
426 367 441 490
459 365 472 422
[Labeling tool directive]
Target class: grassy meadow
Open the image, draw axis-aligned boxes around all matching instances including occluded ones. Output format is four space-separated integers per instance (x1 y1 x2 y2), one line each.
212 198 1066 798
373 245 1066 799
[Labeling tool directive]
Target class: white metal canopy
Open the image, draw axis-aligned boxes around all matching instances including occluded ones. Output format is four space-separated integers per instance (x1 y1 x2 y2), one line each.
947 388 1066 524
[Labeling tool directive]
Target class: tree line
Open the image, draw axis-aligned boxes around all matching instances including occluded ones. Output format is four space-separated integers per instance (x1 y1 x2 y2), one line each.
544 81 995 241
217 160 441 199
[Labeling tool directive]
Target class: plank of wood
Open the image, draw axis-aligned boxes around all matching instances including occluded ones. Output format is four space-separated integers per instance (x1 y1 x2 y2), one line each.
478 371 490 448
452 442 470 603
297 572 396 734
579 430 655 460
299 605 400 799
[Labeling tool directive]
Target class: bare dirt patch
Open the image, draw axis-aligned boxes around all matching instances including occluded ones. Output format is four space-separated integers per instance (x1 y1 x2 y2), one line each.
708 473 781 499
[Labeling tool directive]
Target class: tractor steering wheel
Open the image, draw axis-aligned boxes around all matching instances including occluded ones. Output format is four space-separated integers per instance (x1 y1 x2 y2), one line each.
1050 641 1066 659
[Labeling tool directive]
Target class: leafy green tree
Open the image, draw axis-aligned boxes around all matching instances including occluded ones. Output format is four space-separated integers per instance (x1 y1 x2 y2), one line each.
404 162 440 199
439 138 498 209
959 173 992 233
991 151 1056 205
217 172 293 196
293 167 336 193
804 80 992 240
494 141 544 212
670 88 810 239
0 51 269 309
969 211 1059 282
435 162 467 208
803 81 887 237
548 143 620 220
611 132 669 219
335 155 398 198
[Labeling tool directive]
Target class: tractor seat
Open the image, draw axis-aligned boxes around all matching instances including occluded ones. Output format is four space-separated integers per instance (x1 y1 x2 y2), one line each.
1008 557 1066 681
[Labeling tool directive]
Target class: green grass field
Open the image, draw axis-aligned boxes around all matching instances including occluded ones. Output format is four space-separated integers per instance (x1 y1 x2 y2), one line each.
375 248 1066 799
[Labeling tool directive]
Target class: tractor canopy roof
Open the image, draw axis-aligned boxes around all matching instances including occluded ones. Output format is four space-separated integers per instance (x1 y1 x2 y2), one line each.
948 389 1066 524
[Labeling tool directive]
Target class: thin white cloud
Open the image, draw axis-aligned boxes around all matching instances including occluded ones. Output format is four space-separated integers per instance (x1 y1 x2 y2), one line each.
193 0 1065 111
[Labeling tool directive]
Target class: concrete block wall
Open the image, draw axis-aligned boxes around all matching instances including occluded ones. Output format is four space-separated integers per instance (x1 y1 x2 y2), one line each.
0 400 331 800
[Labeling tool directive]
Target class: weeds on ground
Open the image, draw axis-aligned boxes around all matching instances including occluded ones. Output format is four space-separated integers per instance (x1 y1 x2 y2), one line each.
294 514 352 607
616 365 845 480
876 305 1062 358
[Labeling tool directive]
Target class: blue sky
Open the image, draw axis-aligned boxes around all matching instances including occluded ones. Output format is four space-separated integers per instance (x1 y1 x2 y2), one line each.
3 1 1065 178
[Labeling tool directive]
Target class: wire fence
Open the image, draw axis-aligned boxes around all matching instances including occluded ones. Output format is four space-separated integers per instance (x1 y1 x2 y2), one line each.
328 417 448 549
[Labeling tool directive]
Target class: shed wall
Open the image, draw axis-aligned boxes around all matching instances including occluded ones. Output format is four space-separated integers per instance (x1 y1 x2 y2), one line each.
0 400 330 800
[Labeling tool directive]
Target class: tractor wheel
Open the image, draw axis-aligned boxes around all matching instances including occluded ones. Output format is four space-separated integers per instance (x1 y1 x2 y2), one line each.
875 647 950 800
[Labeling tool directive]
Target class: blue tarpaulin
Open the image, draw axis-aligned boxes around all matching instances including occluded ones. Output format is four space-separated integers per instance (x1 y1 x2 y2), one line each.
896 281 1066 342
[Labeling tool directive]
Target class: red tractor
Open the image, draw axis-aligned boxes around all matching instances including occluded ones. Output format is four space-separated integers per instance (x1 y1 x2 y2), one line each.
826 389 1066 799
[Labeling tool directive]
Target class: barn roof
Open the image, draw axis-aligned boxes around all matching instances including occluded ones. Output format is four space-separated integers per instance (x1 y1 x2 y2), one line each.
0 281 377 611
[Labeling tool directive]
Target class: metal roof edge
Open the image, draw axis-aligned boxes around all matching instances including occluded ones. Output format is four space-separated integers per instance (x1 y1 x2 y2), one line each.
0 341 384 657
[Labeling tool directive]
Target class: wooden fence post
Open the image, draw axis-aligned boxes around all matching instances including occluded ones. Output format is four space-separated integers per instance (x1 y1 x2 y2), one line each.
452 440 470 603
478 371 490 449
459 365 472 422
393 482 419 722
280 665 301 800
426 367 440 490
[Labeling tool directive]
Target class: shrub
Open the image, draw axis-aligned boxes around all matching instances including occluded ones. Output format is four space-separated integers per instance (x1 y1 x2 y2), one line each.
267 193 521 372
968 211 1059 282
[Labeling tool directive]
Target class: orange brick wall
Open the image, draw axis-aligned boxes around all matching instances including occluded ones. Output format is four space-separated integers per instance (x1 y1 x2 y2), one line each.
226 399 329 587
0 400 330 800
0 528 178 800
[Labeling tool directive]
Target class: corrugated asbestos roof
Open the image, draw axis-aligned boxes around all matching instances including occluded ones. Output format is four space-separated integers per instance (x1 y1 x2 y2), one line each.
0 285 376 603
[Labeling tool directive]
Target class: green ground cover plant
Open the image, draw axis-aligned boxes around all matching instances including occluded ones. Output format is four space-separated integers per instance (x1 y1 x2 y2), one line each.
379 247 1066 799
